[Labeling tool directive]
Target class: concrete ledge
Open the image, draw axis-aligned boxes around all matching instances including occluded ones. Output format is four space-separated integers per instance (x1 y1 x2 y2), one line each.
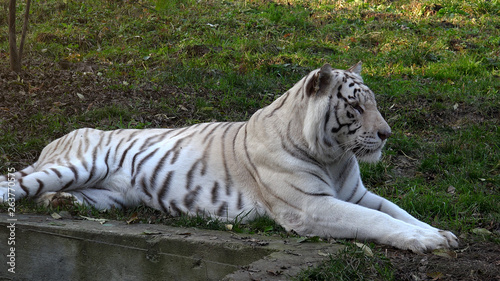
0 214 342 280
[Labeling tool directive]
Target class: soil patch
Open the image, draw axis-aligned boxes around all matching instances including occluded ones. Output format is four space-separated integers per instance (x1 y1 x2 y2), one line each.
379 238 500 281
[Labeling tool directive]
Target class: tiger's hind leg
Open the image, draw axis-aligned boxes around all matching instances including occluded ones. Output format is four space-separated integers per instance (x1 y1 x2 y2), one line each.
67 188 132 210
0 164 105 204
0 165 36 182
0 165 36 203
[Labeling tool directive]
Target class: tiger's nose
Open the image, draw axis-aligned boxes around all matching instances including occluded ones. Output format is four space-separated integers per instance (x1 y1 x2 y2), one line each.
377 129 392 141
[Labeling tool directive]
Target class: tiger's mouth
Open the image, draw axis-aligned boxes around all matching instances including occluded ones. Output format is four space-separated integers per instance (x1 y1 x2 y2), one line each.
351 142 385 159
352 146 378 155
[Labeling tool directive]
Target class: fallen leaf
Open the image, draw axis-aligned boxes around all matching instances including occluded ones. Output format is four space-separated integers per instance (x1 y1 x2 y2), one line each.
472 228 492 236
52 102 67 107
298 236 321 243
455 245 469 253
51 213 62 220
427 271 444 280
447 185 456 194
354 242 374 257
126 212 139 224
432 248 457 259
318 250 330 257
80 215 108 224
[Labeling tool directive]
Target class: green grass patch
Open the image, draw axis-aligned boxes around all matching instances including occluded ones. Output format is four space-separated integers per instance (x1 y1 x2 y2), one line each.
294 242 394 281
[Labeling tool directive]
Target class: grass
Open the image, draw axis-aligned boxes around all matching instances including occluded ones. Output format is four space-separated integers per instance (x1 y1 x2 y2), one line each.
1 0 500 279
294 242 395 281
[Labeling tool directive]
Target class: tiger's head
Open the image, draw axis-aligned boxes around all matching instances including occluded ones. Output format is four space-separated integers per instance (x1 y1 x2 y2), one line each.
302 62 391 163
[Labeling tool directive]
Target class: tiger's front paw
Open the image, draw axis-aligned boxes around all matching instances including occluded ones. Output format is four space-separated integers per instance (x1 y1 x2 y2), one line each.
438 229 459 248
394 227 458 253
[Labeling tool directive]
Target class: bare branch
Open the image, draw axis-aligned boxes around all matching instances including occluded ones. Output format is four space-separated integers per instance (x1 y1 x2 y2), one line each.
19 0 32 60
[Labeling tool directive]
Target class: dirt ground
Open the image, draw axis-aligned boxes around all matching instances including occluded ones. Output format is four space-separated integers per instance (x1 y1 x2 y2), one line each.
379 239 500 281
1 62 499 280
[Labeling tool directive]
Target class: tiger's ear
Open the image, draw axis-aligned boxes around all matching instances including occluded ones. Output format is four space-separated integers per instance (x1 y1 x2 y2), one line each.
348 61 362 75
306 64 333 96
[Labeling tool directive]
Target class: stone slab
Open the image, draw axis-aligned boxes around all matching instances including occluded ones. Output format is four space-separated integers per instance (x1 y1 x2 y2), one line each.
0 214 342 280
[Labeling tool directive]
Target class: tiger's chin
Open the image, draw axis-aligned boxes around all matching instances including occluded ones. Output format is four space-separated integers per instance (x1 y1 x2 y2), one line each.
354 148 383 163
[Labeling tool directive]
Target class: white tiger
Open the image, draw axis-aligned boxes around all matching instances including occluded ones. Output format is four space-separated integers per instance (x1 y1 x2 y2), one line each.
0 62 458 253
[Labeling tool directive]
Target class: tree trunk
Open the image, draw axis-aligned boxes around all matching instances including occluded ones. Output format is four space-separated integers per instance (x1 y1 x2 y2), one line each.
19 0 31 61
8 0 20 72
8 0 32 73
